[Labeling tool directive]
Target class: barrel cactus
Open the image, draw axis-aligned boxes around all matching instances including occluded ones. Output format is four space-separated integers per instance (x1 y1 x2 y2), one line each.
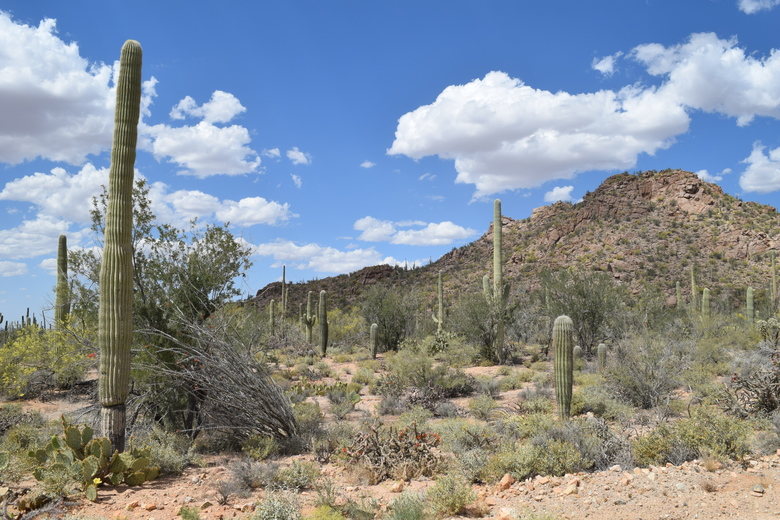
319 290 328 357
55 234 70 327
99 40 142 452
553 315 574 420
302 291 316 344
370 322 378 359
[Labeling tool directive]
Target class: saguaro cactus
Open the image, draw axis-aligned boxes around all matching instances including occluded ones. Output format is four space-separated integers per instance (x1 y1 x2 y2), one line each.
690 265 698 311
302 291 316 344
319 290 328 357
675 281 682 310
701 287 711 320
370 322 378 359
597 343 607 372
772 252 777 315
747 286 754 323
281 265 288 319
573 345 583 363
553 315 574 420
269 299 276 334
432 271 444 333
99 40 142 452
484 199 509 363
55 234 70 327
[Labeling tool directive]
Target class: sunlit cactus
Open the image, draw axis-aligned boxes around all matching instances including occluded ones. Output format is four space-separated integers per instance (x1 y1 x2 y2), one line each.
553 315 574 420
98 40 142 452
432 271 444 333
747 286 754 323
319 290 328 357
55 234 70 327
701 287 710 320
597 343 607 372
370 323 378 359
302 291 316 344
483 199 509 363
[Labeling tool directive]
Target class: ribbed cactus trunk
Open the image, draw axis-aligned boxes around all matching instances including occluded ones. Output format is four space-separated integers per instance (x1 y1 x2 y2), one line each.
746 286 754 323
690 265 697 311
553 315 574 420
597 343 607 372
483 200 508 364
303 291 316 344
772 252 777 316
319 290 328 357
675 281 682 311
269 299 276 334
573 345 583 364
701 287 710 321
370 322 378 359
55 234 70 328
432 271 444 333
281 265 287 320
98 40 142 453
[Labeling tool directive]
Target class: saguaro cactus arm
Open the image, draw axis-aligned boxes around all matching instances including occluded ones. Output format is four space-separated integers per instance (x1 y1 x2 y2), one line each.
99 40 142 452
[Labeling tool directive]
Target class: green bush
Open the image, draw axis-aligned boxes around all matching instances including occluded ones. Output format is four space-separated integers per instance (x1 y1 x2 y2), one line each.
468 395 498 420
427 474 476 517
305 505 346 520
0 404 44 436
242 434 280 461
253 491 300 520
273 461 320 490
386 492 427 520
128 426 193 475
351 368 375 387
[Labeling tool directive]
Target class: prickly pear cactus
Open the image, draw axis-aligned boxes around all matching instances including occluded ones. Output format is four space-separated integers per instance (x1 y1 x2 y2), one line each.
99 40 142 452
319 290 328 357
553 315 574 420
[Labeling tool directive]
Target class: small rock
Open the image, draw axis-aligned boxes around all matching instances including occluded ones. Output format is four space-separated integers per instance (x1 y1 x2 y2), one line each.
609 465 622 472
390 481 405 493
143 503 157 511
495 507 516 520
562 484 578 495
200 500 213 510
485 496 498 506
191 476 201 484
537 476 550 485
497 473 516 491
533 495 545 502
647 472 656 481
183 496 194 504
126 501 140 511
614 499 627 505
751 484 765 497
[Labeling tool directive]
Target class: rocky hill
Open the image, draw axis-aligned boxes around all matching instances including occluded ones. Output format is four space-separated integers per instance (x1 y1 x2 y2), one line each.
250 169 780 312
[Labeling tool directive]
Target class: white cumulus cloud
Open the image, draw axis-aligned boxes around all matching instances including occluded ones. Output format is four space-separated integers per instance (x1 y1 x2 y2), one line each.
286 147 311 165
592 52 623 76
169 90 246 123
0 261 28 277
740 143 780 192
353 217 475 246
543 185 575 203
262 148 281 159
360 160 376 168
738 0 780 13
290 174 303 188
695 168 731 183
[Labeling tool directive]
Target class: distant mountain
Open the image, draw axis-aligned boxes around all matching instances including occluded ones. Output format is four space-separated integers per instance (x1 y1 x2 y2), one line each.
250 169 779 313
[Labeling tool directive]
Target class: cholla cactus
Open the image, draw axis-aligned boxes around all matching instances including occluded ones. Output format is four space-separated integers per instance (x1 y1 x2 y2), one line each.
55 234 70 327
319 290 328 357
432 272 444 333
597 343 607 372
553 315 574 420
370 323 378 359
302 291 316 343
99 40 142 452
484 199 509 363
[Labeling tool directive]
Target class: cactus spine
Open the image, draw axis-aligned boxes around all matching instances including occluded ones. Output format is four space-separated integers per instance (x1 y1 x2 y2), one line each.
747 286 754 323
55 234 70 327
553 315 574 420
597 343 607 372
432 271 444 333
319 290 328 357
370 322 378 359
701 287 711 321
302 291 316 344
484 199 508 363
98 40 142 452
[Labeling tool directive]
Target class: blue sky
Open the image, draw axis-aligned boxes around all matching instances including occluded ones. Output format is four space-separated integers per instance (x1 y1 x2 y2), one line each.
1 0 780 321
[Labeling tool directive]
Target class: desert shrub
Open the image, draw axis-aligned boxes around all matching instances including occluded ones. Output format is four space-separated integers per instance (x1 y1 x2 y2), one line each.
0 404 44 436
633 408 751 466
468 395 498 420
482 444 536 482
499 368 534 391
178 506 202 520
128 426 193 475
343 423 442 484
351 367 375 386
0 324 91 397
475 377 502 397
0 423 50 483
433 419 499 455
722 344 779 417
450 292 497 362
312 422 355 464
573 385 634 421
361 286 415 351
325 307 367 349
305 505 347 520
243 434 280 461
495 413 556 442
456 448 491 483
290 401 324 449
427 474 475 517
228 459 278 490
273 461 320 491
395 407 434 430
252 491 301 520
386 492 427 520
531 417 633 471
327 388 361 420
340 497 380 520
605 334 691 409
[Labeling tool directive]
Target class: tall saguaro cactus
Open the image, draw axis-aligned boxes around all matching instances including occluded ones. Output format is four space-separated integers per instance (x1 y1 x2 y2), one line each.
597 343 607 372
484 199 509 363
98 40 142 452
690 265 698 311
675 281 682 311
432 271 444 333
302 291 316 344
269 299 276 334
370 323 378 359
746 286 754 323
55 234 70 327
281 265 288 319
771 251 777 316
319 290 328 357
553 315 574 420
701 287 711 321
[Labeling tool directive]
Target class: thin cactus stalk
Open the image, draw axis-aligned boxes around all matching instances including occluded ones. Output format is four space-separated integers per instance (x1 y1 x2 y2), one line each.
302 291 316 344
747 286 754 323
690 265 697 311
483 199 508 364
281 265 287 319
701 287 711 320
432 271 444 333
98 40 142 452
597 343 607 372
573 345 583 364
675 281 682 310
553 315 574 420
55 234 70 327
319 290 328 357
269 299 276 334
370 322 378 359
772 251 777 315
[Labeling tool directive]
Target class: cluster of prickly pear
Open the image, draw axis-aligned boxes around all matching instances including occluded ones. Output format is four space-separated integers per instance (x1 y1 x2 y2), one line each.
319 290 328 357
370 322 378 359
99 40 142 452
597 343 607 372
746 286 754 323
432 271 445 333
553 315 574 420
484 199 510 363
27 419 158 501
55 234 70 328
302 291 316 344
